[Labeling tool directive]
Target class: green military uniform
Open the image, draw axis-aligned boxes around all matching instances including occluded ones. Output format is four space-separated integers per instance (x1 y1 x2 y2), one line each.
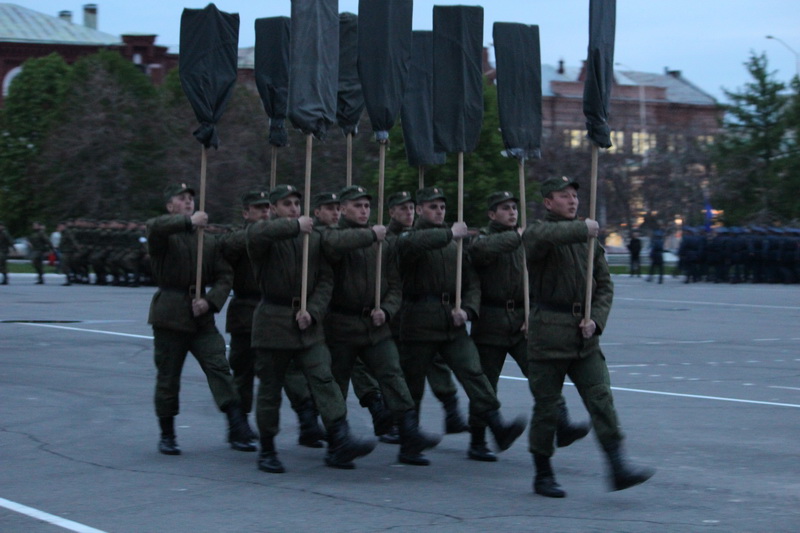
0 223 11 285
59 223 81 285
396 187 525 454
523 176 652 497
469 191 588 462
29 226 51 284
222 190 323 448
147 183 254 456
246 184 375 472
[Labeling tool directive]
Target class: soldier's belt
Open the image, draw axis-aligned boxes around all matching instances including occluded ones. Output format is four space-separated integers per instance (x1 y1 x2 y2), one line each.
330 304 373 318
536 301 583 317
481 298 524 311
262 295 302 311
407 293 454 305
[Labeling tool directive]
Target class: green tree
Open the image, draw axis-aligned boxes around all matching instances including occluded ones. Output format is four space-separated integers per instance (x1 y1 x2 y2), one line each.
712 52 789 224
31 51 165 221
0 53 70 233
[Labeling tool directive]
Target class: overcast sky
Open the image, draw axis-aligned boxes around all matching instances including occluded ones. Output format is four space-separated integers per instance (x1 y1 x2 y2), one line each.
17 0 800 101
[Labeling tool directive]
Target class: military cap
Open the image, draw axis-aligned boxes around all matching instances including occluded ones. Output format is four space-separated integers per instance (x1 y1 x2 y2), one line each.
242 189 270 207
540 176 579 198
487 190 519 210
387 190 414 208
163 182 195 202
312 191 340 209
416 186 447 204
338 185 371 203
269 184 302 205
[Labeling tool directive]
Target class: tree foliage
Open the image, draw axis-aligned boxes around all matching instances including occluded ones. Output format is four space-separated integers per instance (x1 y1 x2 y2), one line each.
712 52 796 224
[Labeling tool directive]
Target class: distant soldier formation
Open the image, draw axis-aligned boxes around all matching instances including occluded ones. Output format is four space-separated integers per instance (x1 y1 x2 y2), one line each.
677 226 800 285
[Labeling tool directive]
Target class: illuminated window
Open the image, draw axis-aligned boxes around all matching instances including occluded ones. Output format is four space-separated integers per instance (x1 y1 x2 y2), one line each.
632 131 656 154
606 131 625 153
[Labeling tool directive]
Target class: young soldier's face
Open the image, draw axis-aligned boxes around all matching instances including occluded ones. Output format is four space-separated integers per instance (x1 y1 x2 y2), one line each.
417 200 446 225
389 201 415 227
488 200 518 228
166 192 195 216
273 195 302 219
314 203 341 226
544 186 579 219
243 204 270 222
342 199 371 225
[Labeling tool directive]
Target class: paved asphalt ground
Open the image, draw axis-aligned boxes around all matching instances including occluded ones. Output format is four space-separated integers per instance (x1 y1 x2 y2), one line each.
1 273 798 532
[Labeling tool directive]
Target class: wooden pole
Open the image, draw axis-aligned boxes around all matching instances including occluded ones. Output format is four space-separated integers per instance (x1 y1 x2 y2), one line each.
346 133 353 187
270 145 277 189
300 134 313 313
584 145 599 321
194 145 208 301
455 151 464 312
374 142 386 309
418 165 424 189
518 158 530 329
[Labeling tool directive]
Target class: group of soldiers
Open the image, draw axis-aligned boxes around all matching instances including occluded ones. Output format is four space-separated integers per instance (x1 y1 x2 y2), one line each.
677 226 800 285
0 219 152 287
145 175 653 498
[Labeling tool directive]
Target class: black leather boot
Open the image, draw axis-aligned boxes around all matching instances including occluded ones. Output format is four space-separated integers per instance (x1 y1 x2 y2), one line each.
533 453 566 498
397 410 441 466
603 441 655 491
257 436 285 473
158 416 181 455
378 423 401 444
486 409 526 451
225 404 257 452
295 399 326 448
442 394 469 434
555 401 591 448
364 392 394 437
324 419 376 469
467 426 497 462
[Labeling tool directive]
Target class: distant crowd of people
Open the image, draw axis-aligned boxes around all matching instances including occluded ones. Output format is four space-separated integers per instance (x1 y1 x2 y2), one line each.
624 225 800 286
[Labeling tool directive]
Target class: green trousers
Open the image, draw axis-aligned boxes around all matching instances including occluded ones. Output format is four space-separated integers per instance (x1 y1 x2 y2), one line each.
255 344 346 438
400 335 500 427
528 351 624 456
330 338 414 414
229 332 313 414
152 326 239 418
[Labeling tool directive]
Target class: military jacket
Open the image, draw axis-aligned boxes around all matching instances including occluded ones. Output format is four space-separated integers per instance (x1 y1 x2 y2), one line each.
29 230 50 255
522 212 612 360
246 218 333 350
59 228 80 254
322 217 401 347
146 214 232 334
0 229 12 254
469 221 526 347
221 223 261 334
396 217 480 342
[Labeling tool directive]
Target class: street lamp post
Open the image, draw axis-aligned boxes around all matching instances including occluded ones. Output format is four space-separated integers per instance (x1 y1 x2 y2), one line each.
766 35 800 79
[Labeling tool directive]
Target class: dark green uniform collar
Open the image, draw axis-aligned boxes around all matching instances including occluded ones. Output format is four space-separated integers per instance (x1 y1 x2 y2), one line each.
545 211 576 223
337 216 368 229
414 217 447 230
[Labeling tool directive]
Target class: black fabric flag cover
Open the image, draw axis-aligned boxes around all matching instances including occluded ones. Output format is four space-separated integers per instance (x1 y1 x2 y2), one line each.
401 31 446 167
433 5 484 154
179 4 240 149
288 0 339 140
357 0 413 142
255 17 290 147
493 22 542 161
337 12 364 136
583 0 616 149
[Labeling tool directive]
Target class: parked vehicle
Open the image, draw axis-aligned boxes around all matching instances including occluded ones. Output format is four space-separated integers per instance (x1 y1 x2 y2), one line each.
10 238 30 259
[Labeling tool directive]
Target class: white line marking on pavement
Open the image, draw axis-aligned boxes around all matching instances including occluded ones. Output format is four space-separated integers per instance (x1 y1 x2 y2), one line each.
500 377 800 408
769 386 800 392
0 497 108 533
18 322 153 340
616 296 800 310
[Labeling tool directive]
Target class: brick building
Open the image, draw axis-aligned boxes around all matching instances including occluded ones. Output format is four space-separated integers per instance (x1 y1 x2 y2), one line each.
0 3 177 106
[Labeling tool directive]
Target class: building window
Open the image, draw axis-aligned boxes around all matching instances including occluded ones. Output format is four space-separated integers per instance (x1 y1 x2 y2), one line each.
2 66 22 97
606 131 625 153
564 129 587 149
632 131 656 154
